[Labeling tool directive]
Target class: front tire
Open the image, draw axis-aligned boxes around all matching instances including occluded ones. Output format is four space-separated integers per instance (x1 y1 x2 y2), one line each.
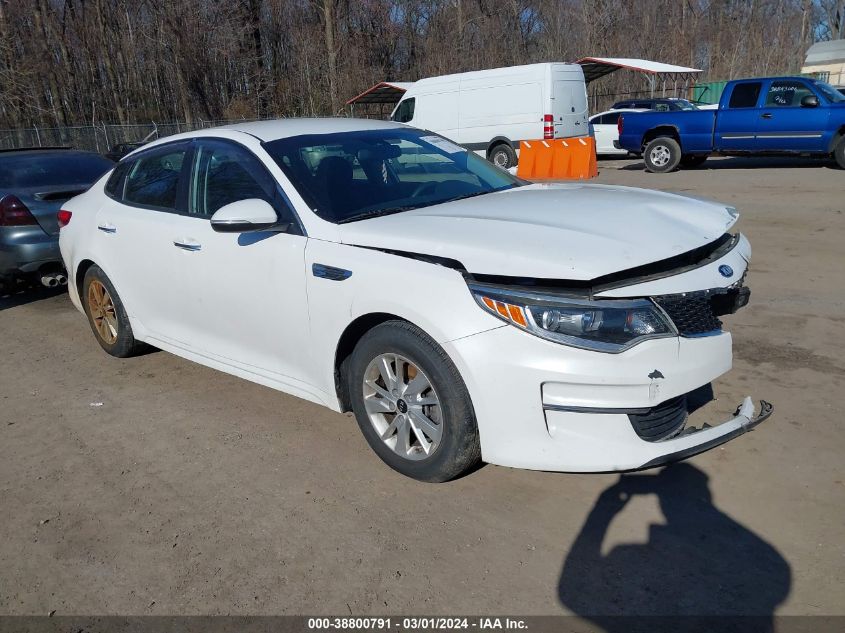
643 137 682 173
834 137 845 169
489 143 517 169
82 265 143 358
348 321 481 482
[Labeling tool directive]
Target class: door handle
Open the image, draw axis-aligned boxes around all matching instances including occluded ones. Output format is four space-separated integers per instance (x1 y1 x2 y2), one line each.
173 239 202 252
761 113 773 119
97 223 117 234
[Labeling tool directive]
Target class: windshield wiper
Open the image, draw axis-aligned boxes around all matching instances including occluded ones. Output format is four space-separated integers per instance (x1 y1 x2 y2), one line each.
337 205 422 224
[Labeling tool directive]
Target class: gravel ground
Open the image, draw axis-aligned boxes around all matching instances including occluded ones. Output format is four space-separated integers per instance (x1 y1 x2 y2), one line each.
1 155 843 618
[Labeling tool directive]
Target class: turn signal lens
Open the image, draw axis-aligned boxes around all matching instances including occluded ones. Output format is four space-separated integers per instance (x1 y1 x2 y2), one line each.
477 294 528 328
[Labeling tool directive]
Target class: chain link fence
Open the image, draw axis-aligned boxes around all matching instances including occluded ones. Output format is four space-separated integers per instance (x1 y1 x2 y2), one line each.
0 119 270 154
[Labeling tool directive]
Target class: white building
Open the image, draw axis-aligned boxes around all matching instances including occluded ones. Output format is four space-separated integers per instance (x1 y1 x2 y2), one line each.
802 40 845 87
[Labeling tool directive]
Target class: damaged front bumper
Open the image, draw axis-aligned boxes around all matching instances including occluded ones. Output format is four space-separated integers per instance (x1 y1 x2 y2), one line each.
636 397 773 470
539 396 774 473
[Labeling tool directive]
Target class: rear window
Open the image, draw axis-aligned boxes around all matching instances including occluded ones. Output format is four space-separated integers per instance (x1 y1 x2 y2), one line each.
728 83 762 108
0 152 113 189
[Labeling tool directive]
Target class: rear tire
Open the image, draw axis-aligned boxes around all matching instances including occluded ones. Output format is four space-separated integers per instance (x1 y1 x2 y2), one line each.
681 154 708 168
82 265 143 358
643 137 682 173
834 138 845 169
489 143 517 169
348 320 481 482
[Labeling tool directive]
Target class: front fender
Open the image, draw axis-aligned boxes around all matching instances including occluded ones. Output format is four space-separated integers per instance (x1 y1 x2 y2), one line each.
304 239 502 407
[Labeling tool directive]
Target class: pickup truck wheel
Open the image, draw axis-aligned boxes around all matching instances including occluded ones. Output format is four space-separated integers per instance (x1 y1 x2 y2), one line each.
644 137 682 173
834 138 845 169
681 154 708 168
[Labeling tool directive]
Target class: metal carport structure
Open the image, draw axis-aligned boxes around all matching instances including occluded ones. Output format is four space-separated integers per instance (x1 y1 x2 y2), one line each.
576 57 702 109
346 81 415 118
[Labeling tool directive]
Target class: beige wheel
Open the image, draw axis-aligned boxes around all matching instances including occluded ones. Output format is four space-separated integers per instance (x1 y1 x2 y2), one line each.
82 265 142 357
87 279 118 345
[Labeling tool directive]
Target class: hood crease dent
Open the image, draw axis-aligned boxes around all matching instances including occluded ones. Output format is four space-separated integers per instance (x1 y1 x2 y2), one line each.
338 183 738 280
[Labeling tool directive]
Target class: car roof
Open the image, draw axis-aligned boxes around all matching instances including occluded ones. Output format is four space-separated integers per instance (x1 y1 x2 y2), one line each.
133 118 409 157
202 117 404 142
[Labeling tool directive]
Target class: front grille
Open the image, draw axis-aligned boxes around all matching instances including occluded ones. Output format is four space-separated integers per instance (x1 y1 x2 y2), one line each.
628 395 688 442
654 292 723 336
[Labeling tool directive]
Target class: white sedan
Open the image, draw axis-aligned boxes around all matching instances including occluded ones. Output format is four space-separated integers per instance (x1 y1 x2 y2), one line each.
590 108 647 155
58 119 771 482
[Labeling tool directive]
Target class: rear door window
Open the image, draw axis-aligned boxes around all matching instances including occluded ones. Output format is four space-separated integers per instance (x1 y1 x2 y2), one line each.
104 162 131 199
728 83 762 108
123 147 189 210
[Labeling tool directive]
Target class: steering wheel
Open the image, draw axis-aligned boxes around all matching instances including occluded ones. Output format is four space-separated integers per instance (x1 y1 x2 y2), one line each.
410 181 439 198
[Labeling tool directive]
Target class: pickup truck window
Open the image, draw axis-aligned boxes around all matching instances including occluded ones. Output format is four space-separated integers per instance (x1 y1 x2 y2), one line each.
812 80 845 103
728 82 762 108
765 81 813 107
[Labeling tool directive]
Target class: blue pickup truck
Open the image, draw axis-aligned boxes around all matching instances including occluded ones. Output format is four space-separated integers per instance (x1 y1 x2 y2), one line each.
616 76 845 172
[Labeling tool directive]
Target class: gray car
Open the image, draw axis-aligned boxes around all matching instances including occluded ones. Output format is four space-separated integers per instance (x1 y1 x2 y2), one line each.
0 148 113 289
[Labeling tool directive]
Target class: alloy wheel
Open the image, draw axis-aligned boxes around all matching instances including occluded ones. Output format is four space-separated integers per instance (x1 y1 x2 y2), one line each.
362 353 443 461
87 279 118 345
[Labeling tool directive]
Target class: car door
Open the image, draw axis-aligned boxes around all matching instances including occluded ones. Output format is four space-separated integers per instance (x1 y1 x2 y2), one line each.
176 138 314 388
94 142 196 341
715 81 763 151
755 79 829 151
591 113 620 154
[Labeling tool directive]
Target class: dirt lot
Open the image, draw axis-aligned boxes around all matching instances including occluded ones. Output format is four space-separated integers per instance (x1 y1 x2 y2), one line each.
1 156 843 618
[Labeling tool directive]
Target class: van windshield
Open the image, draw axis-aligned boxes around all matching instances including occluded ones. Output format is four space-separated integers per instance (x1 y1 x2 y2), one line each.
263 128 523 224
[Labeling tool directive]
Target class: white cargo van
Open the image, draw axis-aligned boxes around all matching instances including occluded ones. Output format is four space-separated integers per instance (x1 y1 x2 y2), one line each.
390 63 589 168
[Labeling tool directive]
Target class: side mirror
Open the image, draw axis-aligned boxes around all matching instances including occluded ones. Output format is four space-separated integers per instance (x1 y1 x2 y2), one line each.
800 94 819 108
210 199 282 233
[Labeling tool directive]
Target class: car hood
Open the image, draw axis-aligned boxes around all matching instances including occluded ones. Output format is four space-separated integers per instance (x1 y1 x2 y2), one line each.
338 183 738 280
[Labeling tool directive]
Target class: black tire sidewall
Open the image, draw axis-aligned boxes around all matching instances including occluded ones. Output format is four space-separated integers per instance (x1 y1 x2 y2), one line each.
348 321 480 482
490 143 516 169
82 265 139 358
834 138 845 169
644 137 682 173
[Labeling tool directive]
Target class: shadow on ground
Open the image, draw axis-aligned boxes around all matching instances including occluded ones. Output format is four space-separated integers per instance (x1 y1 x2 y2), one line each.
558 463 791 633
0 284 66 311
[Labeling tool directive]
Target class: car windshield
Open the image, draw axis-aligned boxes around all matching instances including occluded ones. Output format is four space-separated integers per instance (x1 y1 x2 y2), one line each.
0 152 113 189
812 80 845 103
263 128 523 223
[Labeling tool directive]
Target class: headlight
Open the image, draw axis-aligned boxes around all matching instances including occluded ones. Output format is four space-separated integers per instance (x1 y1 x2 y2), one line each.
468 282 676 353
